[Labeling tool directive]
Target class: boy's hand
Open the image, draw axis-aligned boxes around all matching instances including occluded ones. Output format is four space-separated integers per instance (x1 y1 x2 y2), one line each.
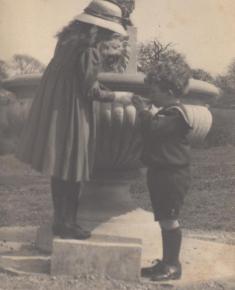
114 92 133 105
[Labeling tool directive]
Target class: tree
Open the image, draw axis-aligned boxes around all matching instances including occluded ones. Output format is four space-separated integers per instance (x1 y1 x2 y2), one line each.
191 68 214 83
216 75 230 92
0 60 9 84
139 39 172 67
9 54 45 76
215 59 235 108
226 58 235 91
137 39 191 83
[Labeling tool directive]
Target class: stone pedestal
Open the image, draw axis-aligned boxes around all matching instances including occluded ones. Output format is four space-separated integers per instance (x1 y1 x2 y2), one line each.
51 235 142 281
126 26 138 74
77 180 136 228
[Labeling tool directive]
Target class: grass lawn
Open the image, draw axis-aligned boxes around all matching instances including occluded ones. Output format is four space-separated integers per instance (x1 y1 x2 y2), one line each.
0 145 234 236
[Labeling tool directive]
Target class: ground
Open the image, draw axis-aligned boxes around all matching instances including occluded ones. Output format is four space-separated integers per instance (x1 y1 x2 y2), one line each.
0 145 234 289
0 273 234 290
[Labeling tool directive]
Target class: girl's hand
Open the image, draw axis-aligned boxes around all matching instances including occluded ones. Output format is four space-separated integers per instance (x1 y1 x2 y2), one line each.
114 92 133 105
132 95 152 111
132 95 145 111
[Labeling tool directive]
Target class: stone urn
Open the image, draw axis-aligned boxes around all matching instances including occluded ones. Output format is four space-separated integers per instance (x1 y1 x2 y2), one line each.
2 74 155 255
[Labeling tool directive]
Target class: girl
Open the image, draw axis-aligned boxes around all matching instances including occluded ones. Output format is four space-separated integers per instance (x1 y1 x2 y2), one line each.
17 0 133 239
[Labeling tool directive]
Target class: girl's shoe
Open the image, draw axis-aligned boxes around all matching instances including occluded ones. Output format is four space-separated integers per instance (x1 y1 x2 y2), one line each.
52 224 91 240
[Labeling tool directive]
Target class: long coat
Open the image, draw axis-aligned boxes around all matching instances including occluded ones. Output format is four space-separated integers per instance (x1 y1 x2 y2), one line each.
17 38 114 182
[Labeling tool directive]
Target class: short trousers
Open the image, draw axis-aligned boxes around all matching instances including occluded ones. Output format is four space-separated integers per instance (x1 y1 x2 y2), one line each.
147 166 191 221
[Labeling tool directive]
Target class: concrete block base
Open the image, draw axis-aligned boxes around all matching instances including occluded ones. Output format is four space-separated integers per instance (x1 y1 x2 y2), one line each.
0 226 37 243
0 255 50 274
35 224 53 253
51 235 142 282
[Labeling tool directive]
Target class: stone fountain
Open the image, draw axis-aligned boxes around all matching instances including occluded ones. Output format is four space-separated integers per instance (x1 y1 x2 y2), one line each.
2 70 219 280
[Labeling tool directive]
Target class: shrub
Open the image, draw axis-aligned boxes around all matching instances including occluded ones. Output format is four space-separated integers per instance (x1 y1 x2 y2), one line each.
205 108 235 147
0 97 32 155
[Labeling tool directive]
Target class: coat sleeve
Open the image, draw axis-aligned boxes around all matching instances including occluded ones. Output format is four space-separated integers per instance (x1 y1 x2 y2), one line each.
79 47 115 102
149 108 192 138
138 110 154 136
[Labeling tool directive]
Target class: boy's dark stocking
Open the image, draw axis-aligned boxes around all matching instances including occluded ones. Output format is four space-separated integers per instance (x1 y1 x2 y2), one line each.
147 221 182 281
162 227 182 266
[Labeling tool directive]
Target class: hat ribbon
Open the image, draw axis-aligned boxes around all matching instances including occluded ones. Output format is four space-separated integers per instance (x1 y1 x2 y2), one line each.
84 6 125 26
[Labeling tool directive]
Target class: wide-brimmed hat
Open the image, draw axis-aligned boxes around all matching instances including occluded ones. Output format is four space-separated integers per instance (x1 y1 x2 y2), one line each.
75 0 127 36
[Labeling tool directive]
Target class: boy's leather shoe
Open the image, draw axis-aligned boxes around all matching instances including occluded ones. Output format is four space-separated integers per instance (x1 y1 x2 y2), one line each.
52 224 91 240
151 262 182 281
141 259 164 277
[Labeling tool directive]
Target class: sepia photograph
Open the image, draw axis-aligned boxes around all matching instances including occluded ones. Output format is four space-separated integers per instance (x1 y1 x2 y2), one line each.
0 0 234 289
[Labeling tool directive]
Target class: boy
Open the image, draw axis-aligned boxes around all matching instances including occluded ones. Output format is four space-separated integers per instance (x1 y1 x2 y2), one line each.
133 60 192 281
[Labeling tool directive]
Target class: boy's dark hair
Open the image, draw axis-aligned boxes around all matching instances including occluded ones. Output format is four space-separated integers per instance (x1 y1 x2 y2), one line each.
145 58 192 97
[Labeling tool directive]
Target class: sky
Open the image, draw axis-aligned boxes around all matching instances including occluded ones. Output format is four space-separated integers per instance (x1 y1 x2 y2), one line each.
0 0 235 76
